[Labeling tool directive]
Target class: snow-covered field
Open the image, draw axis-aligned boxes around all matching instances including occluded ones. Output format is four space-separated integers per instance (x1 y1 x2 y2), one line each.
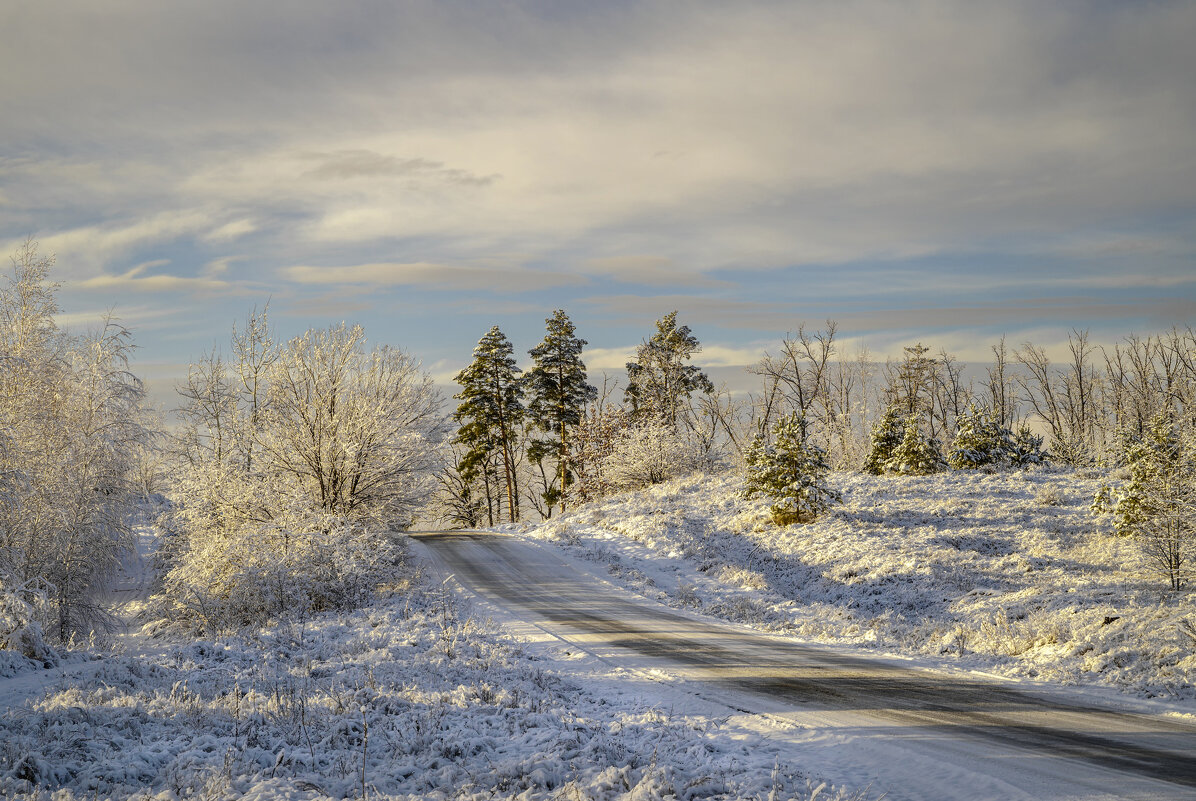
517 467 1196 704
0 567 859 801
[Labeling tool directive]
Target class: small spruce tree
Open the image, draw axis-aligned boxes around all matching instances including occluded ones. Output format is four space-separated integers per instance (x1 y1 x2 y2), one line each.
743 413 841 525
1112 413 1196 589
885 415 944 475
1113 413 1188 539
864 405 905 475
1008 425 1047 468
947 404 1011 470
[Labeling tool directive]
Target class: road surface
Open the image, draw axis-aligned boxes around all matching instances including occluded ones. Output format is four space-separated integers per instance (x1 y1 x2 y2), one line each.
413 531 1196 801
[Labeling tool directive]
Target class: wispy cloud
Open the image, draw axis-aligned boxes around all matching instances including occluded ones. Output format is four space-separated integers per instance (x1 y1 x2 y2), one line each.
78 260 237 293
279 262 587 292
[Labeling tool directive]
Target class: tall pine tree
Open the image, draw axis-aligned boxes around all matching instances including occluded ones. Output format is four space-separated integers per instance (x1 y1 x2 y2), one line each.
625 311 713 428
525 310 596 514
453 326 524 523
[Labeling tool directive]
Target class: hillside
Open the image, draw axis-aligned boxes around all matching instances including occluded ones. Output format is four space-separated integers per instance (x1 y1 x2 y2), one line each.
517 467 1196 702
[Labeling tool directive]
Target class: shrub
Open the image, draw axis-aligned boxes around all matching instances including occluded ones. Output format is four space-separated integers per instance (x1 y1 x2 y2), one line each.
601 415 706 491
863 405 904 475
885 415 944 475
743 413 841 525
947 404 1012 470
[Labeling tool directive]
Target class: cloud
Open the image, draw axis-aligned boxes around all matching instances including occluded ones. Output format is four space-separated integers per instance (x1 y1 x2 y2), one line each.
78 260 236 293
203 219 258 243
584 256 731 289
279 262 587 292
0 0 1193 382
5 1 1192 280
299 150 497 186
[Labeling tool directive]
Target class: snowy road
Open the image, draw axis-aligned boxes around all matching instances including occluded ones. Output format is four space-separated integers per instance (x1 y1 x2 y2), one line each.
414 531 1196 801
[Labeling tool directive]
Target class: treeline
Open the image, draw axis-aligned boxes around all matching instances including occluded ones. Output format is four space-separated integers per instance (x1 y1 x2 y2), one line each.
438 317 1196 524
438 311 724 526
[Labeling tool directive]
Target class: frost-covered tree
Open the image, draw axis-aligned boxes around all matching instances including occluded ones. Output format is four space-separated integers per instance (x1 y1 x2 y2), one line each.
1112 413 1196 589
947 404 1013 470
743 413 840 526
567 405 631 502
625 311 713 428
453 326 524 523
863 405 904 475
885 415 944 475
1016 331 1103 465
159 314 442 632
1007 425 1047 468
525 310 596 514
0 241 149 643
600 415 705 491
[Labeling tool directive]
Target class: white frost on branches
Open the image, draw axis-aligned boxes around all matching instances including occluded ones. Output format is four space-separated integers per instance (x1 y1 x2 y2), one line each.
157 315 444 633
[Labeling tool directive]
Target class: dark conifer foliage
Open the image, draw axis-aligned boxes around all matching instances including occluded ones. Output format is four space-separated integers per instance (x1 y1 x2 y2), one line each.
624 311 713 428
453 326 525 523
525 310 597 513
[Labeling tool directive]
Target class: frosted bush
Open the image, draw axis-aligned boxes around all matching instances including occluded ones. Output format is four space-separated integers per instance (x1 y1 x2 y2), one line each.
0 577 57 666
1035 487 1063 507
601 416 706 490
155 510 407 634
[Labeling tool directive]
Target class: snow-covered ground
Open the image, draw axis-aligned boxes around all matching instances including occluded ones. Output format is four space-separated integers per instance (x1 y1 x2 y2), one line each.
0 546 861 800
516 467 1196 705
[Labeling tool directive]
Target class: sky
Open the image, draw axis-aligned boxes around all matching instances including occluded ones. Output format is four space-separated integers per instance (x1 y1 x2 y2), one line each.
2 0 1194 408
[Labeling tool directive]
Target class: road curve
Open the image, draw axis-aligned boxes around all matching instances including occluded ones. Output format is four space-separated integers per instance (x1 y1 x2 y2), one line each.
413 531 1196 800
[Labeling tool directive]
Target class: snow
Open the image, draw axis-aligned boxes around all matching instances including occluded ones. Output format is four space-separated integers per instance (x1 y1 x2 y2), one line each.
516 467 1196 705
0 563 861 800
5 464 1195 799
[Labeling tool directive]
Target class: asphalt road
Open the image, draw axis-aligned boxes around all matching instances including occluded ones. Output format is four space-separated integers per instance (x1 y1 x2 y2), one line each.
413 531 1196 800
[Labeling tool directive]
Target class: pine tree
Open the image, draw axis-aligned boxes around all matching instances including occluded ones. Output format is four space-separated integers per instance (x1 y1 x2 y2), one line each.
1113 413 1195 588
1007 425 1047 468
743 413 841 525
863 405 905 474
947 403 1012 470
885 415 944 475
624 311 713 428
453 326 524 523
525 310 596 514
1113 413 1186 537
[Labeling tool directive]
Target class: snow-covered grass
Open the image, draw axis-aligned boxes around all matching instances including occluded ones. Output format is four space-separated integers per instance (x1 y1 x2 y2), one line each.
0 568 860 801
520 468 1196 701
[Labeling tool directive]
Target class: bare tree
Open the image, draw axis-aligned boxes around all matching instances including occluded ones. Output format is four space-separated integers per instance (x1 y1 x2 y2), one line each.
983 337 1018 429
1015 330 1104 464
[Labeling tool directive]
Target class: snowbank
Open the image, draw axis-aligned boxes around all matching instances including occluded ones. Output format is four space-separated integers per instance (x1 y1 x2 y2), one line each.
520 468 1196 702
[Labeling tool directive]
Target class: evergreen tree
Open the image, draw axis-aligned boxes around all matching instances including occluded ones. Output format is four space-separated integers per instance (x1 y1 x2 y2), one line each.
525 310 596 514
624 311 713 428
1007 425 1047 468
453 326 524 523
1113 413 1195 588
885 415 944 475
743 413 841 525
947 403 1012 470
1113 413 1187 537
864 405 905 474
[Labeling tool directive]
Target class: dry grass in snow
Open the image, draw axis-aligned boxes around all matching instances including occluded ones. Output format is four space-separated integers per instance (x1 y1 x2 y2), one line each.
520 468 1196 701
